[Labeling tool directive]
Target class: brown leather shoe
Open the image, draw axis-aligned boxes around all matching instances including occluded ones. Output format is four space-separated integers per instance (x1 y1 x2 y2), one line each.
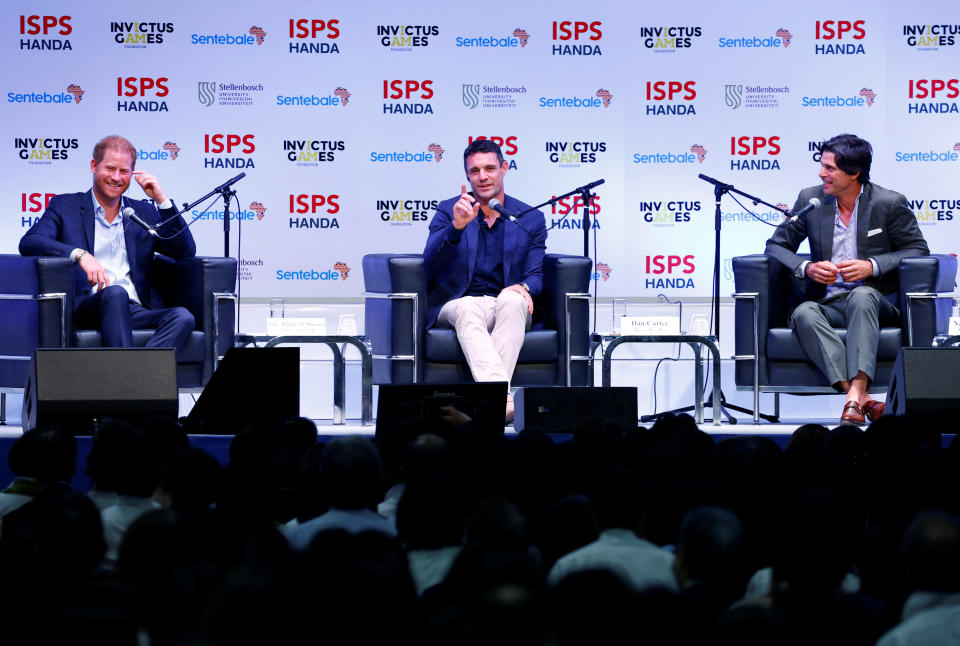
863 399 885 422
840 401 865 425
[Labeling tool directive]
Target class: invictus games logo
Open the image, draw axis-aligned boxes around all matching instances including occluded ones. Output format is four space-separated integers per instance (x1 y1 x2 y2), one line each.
462 83 526 109
639 26 702 51
725 84 790 110
640 199 702 227
110 21 174 47
907 196 959 225
377 25 438 50
546 140 607 166
377 198 437 226
15 137 78 164
283 138 345 165
903 24 959 50
191 26 266 46
197 81 264 108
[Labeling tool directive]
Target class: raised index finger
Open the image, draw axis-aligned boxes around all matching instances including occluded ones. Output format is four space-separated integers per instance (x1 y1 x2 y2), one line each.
461 183 468 196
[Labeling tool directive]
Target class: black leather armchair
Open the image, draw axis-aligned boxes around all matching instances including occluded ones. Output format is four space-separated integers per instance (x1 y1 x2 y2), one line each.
362 253 593 386
0 254 236 415
732 253 957 420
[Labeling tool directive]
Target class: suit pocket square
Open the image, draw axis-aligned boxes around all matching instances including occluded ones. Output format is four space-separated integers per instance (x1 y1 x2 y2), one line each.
867 228 883 237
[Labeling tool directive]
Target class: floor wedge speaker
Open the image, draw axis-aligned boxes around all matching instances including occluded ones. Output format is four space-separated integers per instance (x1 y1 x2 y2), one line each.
887 347 960 425
514 387 638 433
23 348 178 433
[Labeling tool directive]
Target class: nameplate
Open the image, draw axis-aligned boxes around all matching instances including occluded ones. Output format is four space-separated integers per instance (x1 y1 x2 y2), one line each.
266 317 328 336
950 317 960 336
620 316 681 335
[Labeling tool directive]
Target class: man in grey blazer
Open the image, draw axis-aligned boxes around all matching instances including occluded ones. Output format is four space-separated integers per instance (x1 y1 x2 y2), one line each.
765 134 929 424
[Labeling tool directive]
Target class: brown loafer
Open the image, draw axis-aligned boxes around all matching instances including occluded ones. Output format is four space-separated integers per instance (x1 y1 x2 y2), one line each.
863 399 885 422
840 401 865 425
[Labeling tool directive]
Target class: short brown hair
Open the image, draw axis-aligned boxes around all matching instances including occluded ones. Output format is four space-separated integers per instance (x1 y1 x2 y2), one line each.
92 135 137 169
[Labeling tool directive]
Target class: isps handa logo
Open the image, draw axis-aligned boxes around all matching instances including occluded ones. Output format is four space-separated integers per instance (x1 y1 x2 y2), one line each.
288 18 340 54
539 89 611 109
8 84 84 106
907 79 959 115
110 21 173 48
117 77 169 113
20 191 56 227
276 263 350 281
19 15 72 50
632 144 706 165
383 80 434 115
377 25 438 51
551 20 602 56
14 137 78 165
550 195 601 232
902 23 958 51
191 26 266 46
729 136 782 172
370 143 444 164
289 194 341 230
814 20 866 55
376 198 437 226
644 80 696 116
644 255 695 290
203 133 256 169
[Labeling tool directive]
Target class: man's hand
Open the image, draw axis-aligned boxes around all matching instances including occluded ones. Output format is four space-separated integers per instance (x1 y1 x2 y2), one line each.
501 284 533 314
452 182 480 230
132 170 167 204
837 259 873 283
78 253 110 291
805 260 840 284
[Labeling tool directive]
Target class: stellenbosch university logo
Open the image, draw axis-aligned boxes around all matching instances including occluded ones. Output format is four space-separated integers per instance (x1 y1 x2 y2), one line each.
378 24 438 50
288 18 340 54
462 83 526 109
814 20 866 55
283 138 345 165
546 140 606 166
645 80 696 116
903 23 958 50
192 200 265 223
277 262 350 281
19 14 72 50
8 83 84 105
633 144 706 165
15 137 78 164
725 84 790 109
136 141 180 162
370 143 444 163
539 88 611 109
895 142 960 164
907 79 959 114
552 20 602 56
110 21 173 47
191 25 266 46
277 86 349 108
802 87 876 108
238 257 264 282
639 199 702 227
456 27 529 48
907 196 959 224
549 194 601 232
718 27 791 49
376 198 437 226
289 193 341 230
640 26 702 51
198 81 264 108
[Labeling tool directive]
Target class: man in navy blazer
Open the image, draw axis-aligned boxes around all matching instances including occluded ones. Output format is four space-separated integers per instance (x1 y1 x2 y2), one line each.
765 134 928 424
423 140 547 420
19 135 197 354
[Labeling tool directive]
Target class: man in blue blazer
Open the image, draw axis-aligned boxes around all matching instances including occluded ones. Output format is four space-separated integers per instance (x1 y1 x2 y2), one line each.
765 134 929 424
19 135 197 354
423 139 547 420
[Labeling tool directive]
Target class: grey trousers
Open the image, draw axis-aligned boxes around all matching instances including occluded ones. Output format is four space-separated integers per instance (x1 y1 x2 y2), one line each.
789 286 899 386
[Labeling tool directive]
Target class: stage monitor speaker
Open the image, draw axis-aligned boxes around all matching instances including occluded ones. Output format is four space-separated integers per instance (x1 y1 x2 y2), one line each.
514 387 638 433
23 348 178 433
887 348 960 426
184 347 300 434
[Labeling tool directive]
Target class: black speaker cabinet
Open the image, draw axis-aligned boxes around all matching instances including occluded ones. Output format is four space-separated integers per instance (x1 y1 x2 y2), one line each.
887 347 960 426
23 348 178 433
184 347 300 434
514 387 638 433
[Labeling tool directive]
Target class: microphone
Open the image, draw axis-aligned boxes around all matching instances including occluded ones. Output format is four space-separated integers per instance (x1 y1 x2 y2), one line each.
488 198 516 221
123 207 159 238
789 197 821 219
213 172 246 194
698 174 733 190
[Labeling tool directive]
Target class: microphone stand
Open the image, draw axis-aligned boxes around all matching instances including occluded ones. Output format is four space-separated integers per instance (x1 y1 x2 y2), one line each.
641 174 785 425
176 172 247 259
512 179 604 258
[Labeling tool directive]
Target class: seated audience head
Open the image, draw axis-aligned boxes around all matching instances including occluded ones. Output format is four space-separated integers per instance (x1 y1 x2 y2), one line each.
8 426 77 485
673 506 745 590
315 436 385 511
902 511 960 593
86 420 155 496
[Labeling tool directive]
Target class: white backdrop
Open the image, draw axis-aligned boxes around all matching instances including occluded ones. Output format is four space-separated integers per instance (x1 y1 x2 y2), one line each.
4 0 958 301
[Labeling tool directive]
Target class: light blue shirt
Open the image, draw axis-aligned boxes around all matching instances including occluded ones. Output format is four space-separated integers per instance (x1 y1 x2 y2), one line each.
90 193 141 304
825 188 864 299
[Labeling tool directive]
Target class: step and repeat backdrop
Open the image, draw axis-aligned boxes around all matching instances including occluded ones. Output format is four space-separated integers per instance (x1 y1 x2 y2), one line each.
2 0 958 299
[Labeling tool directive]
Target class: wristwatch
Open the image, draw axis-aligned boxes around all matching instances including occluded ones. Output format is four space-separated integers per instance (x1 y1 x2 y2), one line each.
520 281 530 292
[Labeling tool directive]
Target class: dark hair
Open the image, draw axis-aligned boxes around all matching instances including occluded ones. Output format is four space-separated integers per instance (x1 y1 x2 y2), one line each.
8 426 77 484
821 133 871 184
463 139 505 173
92 135 137 169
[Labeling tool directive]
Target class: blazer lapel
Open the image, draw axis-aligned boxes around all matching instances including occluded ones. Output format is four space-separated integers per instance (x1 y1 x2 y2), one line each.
855 183 873 256
502 213 516 282
818 201 834 261
81 190 95 251
123 207 139 282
